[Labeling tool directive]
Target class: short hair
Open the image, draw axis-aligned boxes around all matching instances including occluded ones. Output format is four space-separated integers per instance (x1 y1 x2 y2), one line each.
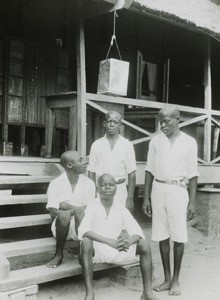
159 106 180 119
104 110 122 122
60 150 79 168
97 174 116 187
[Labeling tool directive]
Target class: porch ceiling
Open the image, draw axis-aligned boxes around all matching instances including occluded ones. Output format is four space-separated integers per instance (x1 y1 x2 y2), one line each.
129 0 220 41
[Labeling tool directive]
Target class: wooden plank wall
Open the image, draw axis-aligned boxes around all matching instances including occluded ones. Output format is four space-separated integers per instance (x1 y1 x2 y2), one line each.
3 37 74 130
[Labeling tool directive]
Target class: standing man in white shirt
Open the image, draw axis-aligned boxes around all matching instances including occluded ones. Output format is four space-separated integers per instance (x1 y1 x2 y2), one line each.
46 150 96 268
88 110 137 210
78 173 157 300
142 106 198 296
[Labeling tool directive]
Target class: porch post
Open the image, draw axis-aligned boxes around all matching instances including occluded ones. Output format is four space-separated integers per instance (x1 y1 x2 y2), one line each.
203 37 212 163
76 18 87 156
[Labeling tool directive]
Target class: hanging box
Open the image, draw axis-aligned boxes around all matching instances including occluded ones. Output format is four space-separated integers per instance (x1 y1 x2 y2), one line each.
97 58 129 96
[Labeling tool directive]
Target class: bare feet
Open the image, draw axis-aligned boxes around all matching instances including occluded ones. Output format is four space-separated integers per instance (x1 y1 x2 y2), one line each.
46 253 63 268
169 281 181 296
153 281 170 292
140 292 158 300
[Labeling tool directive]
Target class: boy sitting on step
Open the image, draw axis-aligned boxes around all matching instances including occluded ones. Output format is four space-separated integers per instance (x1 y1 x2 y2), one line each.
78 173 157 300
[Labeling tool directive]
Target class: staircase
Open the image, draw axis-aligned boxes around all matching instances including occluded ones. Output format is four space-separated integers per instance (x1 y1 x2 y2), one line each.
0 157 129 299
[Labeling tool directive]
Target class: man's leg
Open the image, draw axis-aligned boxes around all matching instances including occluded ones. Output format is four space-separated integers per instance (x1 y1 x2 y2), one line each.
169 242 184 296
47 211 71 268
81 238 94 300
153 238 171 292
137 239 157 300
75 207 85 235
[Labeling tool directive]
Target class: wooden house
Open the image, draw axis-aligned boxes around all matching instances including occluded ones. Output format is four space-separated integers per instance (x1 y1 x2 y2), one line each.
1 0 220 298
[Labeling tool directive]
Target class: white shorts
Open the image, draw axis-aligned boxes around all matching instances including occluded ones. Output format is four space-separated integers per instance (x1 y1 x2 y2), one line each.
151 181 189 243
51 216 78 241
92 241 139 265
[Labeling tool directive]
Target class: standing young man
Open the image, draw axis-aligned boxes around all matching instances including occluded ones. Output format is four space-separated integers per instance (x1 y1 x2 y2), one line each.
46 150 95 268
88 110 137 210
142 106 198 296
78 173 157 300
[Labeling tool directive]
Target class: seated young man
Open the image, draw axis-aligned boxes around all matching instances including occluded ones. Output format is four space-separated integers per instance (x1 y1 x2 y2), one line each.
78 173 157 300
46 150 96 268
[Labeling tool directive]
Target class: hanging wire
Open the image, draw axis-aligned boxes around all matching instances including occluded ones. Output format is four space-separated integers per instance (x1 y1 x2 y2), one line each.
105 10 122 60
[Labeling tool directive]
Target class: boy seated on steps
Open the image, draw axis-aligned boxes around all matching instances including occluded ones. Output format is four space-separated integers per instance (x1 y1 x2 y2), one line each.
78 173 157 300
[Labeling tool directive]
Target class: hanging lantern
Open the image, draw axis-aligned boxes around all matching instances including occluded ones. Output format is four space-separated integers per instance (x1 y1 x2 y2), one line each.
97 11 130 97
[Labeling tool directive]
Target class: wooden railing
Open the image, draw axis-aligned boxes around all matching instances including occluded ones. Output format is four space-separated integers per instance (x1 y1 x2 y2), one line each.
86 93 220 165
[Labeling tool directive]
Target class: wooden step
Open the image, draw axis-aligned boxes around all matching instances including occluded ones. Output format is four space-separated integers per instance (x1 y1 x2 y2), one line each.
0 257 130 292
0 214 51 229
0 194 47 205
0 238 78 258
0 175 54 187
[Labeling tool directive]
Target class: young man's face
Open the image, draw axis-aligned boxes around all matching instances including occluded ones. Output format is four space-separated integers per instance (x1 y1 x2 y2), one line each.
68 154 87 174
98 175 117 200
159 112 179 137
103 113 121 136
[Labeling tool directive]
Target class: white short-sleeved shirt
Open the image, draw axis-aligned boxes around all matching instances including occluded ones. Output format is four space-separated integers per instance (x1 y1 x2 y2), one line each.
47 172 96 210
145 132 199 180
78 197 144 264
88 135 137 181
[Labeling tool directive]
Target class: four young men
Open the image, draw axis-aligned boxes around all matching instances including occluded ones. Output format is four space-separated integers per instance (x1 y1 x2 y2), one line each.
47 107 198 298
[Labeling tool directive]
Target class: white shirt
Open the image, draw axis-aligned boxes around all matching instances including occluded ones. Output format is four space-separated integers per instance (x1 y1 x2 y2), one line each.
78 197 144 241
47 172 96 210
88 135 137 181
145 132 199 180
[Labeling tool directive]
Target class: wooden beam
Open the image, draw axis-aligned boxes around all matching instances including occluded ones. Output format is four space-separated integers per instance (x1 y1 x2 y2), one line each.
213 127 220 159
179 114 208 128
87 100 152 136
76 18 87 156
86 93 208 115
203 37 212 163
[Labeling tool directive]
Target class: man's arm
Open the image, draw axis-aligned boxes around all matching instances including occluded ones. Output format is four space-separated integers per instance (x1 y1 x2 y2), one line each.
142 171 154 217
187 176 197 221
126 171 136 211
83 231 118 249
48 201 85 220
88 171 96 183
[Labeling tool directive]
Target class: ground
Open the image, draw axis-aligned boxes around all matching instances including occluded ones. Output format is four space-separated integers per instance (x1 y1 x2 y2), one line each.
37 223 220 300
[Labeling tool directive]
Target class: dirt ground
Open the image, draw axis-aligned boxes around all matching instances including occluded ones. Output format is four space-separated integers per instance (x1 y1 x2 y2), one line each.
37 224 220 300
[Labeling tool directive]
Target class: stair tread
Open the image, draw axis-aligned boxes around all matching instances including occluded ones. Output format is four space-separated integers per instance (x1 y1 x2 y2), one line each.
0 257 132 292
0 175 55 186
0 237 77 258
0 214 51 229
0 194 47 205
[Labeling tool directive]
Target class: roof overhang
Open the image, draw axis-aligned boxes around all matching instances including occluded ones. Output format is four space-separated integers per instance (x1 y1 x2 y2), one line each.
99 0 220 41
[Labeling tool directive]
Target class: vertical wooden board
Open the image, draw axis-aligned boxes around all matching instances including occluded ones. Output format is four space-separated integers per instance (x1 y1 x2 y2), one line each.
7 96 22 123
55 110 69 129
46 48 57 95
37 46 47 125
25 44 38 124
9 59 23 77
58 51 69 68
0 40 3 58
0 59 3 75
10 39 24 60
0 75 2 95
0 96 2 123
8 77 23 96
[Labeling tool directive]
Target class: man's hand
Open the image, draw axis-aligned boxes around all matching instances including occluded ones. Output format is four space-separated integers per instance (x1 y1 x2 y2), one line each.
187 202 195 221
117 230 130 252
106 239 119 249
142 199 152 217
126 196 134 212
